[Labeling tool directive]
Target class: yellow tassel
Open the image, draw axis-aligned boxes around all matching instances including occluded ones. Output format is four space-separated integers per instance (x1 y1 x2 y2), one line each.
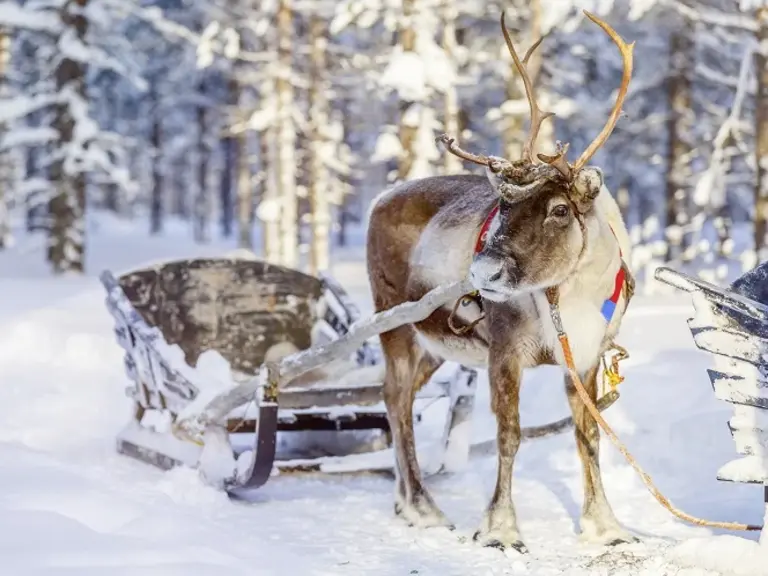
602 342 628 392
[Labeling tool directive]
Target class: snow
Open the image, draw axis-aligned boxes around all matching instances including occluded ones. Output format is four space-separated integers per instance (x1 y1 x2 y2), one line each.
0 213 766 575
717 456 767 483
0 1 59 33
371 130 402 162
379 36 454 103
670 536 768 576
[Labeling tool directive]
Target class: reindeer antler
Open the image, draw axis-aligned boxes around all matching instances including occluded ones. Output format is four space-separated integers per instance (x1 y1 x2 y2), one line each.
500 12 553 165
435 134 504 173
537 142 571 180
437 10 635 193
571 11 635 174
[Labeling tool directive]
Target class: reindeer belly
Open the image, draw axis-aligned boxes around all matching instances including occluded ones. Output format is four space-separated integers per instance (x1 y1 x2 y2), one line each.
415 329 489 368
413 300 489 368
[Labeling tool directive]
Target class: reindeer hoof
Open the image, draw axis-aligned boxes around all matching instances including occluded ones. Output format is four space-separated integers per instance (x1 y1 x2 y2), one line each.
606 535 640 547
473 531 528 554
394 497 453 529
579 519 639 547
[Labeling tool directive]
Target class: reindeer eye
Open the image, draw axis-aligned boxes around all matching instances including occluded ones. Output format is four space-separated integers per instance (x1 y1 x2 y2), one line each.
551 204 570 218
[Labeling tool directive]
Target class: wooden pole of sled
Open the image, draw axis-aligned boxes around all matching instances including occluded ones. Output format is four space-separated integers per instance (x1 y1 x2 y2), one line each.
176 279 476 439
546 288 764 532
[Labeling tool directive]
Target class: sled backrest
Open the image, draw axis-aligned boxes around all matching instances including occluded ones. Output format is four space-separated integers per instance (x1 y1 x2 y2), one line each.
117 258 324 375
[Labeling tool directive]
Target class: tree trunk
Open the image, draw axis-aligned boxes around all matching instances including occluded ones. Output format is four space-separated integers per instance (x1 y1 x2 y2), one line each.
664 25 695 262
441 0 461 175
150 82 163 235
24 144 37 232
260 128 282 259
171 155 188 218
103 76 119 213
220 137 234 239
396 0 418 181
755 8 768 256
308 14 331 274
275 0 298 267
194 78 210 243
236 125 252 250
48 0 88 273
220 78 237 238
0 28 11 249
337 195 348 247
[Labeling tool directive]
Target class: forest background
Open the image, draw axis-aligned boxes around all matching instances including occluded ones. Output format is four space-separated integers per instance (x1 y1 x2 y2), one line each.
0 0 766 292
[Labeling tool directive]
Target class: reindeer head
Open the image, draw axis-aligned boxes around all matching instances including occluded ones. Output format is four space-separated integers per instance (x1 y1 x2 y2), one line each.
439 11 634 302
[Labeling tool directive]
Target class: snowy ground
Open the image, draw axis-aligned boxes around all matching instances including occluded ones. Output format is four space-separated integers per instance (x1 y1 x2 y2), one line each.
0 216 766 575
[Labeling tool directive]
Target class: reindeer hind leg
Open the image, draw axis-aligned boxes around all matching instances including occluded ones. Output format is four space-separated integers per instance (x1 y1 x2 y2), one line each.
380 326 451 529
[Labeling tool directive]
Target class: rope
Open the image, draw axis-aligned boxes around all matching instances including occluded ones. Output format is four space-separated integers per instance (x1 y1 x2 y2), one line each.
548 291 763 532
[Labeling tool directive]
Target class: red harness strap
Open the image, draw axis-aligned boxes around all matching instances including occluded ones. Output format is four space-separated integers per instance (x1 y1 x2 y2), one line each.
601 228 626 322
474 203 625 323
475 204 499 254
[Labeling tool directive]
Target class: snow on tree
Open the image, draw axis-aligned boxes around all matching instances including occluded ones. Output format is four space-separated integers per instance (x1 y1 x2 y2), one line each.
333 0 454 183
0 0 765 287
0 0 144 273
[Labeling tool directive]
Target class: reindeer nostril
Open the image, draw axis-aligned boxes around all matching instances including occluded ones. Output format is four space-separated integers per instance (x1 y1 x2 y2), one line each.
488 270 502 282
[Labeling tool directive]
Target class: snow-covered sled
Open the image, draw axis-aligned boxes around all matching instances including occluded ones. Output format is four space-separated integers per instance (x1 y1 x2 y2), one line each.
101 257 477 494
656 263 768 532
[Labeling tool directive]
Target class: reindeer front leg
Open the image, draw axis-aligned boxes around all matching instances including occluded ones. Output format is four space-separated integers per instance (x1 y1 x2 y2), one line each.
565 365 638 545
473 343 528 553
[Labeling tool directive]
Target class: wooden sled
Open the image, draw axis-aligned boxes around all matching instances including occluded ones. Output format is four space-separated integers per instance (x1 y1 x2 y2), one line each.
101 257 478 494
656 264 768 523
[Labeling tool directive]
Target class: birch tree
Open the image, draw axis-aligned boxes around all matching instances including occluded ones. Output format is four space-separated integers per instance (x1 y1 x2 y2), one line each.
275 0 298 267
308 12 331 273
396 0 418 180
441 0 461 175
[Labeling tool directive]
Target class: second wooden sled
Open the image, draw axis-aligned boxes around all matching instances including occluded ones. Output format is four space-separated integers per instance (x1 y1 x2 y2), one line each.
101 257 479 495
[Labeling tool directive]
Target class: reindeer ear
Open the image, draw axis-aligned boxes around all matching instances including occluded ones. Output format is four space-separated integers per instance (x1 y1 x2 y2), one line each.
570 166 603 212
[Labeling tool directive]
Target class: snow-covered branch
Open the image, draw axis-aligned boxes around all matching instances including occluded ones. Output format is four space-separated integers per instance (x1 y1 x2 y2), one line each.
694 40 756 210
662 0 757 32
0 1 58 32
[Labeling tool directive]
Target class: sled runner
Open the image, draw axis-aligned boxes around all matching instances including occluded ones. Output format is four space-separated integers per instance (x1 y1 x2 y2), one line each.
656 264 768 516
101 257 478 493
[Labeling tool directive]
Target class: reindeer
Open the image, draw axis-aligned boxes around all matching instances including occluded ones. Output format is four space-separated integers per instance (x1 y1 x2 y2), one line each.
365 11 637 553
